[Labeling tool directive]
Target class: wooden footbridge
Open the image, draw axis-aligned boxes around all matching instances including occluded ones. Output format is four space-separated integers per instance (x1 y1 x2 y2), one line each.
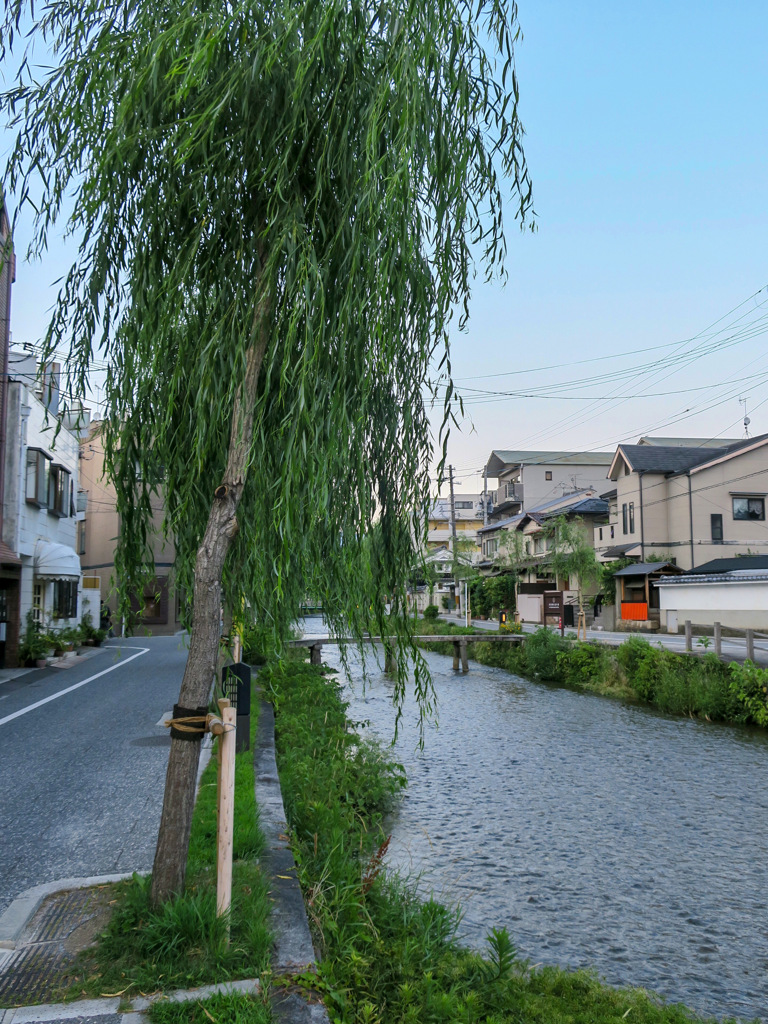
291 633 523 674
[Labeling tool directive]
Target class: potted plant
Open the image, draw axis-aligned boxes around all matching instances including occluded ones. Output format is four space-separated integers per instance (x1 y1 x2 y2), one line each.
80 612 107 647
19 611 50 667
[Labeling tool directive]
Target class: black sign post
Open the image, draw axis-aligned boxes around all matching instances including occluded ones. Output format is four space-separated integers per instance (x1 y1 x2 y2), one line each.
222 662 251 752
544 591 564 636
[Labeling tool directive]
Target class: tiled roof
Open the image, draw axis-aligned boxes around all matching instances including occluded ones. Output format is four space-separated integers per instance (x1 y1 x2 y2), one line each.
657 569 768 586
613 561 681 577
486 449 613 476
683 555 768 575
616 431 768 478
617 444 722 475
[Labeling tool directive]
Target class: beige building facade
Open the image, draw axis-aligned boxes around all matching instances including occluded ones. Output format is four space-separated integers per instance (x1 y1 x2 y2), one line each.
79 422 184 635
604 434 768 572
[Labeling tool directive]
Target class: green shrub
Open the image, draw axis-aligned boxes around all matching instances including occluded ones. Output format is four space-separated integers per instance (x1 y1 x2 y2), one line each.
558 643 612 689
440 595 453 611
616 635 653 678
728 660 768 725
522 627 571 680
423 604 440 620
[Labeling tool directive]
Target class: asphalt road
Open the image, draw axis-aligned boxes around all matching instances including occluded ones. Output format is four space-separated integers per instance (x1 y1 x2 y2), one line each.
442 613 768 666
0 636 188 913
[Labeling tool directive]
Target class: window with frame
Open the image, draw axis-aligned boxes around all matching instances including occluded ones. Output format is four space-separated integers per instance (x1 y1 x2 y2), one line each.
711 514 723 543
545 471 553 481
598 527 603 540
53 580 78 619
48 464 71 517
732 496 765 521
32 583 43 624
622 503 628 534
25 448 51 507
455 500 473 509
629 502 635 534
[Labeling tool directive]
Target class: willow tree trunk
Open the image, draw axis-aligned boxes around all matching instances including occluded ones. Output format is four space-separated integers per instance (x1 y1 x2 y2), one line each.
150 305 269 907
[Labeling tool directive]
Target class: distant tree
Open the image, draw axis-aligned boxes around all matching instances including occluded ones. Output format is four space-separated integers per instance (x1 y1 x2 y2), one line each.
2 0 533 903
496 527 529 612
544 515 604 639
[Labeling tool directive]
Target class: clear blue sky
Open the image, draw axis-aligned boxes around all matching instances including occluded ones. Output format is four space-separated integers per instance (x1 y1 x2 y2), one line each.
3 2 768 492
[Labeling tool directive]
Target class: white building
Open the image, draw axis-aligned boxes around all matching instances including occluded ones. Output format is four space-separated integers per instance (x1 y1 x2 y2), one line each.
2 349 83 641
657 556 768 632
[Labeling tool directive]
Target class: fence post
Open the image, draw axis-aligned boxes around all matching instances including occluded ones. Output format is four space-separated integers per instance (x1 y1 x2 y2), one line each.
460 639 469 674
684 620 692 652
714 621 722 658
746 629 755 662
216 699 236 942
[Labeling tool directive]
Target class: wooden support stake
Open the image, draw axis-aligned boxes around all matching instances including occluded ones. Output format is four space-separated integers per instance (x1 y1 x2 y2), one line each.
746 628 755 662
216 698 236 941
460 639 469 674
384 645 397 674
714 621 722 657
684 620 692 652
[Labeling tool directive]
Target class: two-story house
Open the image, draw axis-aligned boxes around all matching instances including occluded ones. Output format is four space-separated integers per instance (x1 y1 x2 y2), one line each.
2 349 82 659
484 449 613 521
602 432 768 627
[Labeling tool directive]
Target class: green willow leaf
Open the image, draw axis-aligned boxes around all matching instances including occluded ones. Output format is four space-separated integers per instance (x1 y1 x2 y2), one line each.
2 0 534 717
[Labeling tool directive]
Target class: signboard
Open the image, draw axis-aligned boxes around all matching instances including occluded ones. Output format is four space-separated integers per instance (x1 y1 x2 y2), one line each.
543 591 563 618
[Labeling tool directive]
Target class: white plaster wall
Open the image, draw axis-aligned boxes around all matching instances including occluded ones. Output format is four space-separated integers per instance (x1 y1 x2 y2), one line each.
518 593 543 623
14 383 81 628
659 581 768 630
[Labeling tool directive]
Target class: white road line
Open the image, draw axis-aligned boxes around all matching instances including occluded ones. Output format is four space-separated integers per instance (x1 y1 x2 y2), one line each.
0 646 150 727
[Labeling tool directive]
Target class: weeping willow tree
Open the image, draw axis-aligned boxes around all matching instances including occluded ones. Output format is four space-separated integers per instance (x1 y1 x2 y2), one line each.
2 0 534 902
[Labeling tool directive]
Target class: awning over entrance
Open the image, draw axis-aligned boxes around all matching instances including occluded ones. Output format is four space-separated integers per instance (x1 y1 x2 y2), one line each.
34 540 81 581
0 540 21 568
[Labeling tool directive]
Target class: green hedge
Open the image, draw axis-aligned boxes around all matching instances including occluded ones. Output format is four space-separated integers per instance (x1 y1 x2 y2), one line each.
416 619 768 728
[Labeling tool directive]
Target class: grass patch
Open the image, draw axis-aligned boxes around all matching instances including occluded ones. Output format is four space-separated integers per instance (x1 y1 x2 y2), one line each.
264 657 746 1024
148 991 271 1024
415 619 768 728
63 681 271 1000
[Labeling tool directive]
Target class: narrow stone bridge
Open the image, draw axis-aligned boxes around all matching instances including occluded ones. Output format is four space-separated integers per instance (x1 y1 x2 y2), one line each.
290 634 522 673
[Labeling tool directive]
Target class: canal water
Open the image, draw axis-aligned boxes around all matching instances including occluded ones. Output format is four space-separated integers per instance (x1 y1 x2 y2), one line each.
301 618 768 1022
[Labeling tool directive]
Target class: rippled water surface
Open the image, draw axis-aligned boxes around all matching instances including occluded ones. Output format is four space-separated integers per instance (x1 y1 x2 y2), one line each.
302 618 768 1022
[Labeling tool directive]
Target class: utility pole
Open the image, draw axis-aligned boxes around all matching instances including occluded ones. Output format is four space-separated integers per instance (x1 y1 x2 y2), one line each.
448 465 459 612
483 463 489 526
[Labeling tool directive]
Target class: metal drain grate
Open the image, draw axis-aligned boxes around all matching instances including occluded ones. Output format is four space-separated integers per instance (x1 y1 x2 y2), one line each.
0 943 64 1004
0 888 111 1007
29 889 97 943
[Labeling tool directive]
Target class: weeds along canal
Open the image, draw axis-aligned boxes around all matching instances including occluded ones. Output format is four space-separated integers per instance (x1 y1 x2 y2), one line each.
300 617 768 1023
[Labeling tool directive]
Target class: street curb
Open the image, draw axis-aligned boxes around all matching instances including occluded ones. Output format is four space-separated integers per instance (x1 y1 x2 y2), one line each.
0 875 139 951
0 979 263 1023
256 698 330 1023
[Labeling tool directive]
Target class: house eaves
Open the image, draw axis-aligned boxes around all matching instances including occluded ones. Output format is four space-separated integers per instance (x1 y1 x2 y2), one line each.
609 443 722 480
657 570 768 586
686 431 768 476
485 449 613 478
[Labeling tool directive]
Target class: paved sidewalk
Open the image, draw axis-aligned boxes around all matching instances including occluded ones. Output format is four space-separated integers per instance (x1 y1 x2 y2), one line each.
0 686 327 1023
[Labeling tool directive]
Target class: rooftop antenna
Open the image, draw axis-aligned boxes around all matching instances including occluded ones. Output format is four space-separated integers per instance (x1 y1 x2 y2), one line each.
740 397 751 438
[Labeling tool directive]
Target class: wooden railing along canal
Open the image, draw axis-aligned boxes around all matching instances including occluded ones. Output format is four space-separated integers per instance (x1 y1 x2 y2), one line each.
291 633 523 674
